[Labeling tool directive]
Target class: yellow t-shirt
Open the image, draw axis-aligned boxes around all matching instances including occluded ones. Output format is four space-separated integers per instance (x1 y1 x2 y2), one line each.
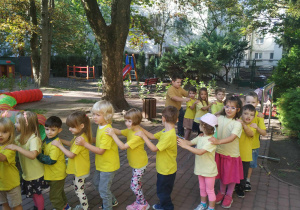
121 129 148 169
194 101 209 123
17 134 44 181
165 86 188 110
67 133 90 177
211 101 224 114
216 116 242 157
42 137 67 181
0 144 20 190
239 125 256 162
95 124 120 172
154 128 177 175
191 136 217 177
184 99 196 119
251 111 266 149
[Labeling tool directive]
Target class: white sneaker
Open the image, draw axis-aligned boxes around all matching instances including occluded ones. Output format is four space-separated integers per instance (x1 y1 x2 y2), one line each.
194 203 207 210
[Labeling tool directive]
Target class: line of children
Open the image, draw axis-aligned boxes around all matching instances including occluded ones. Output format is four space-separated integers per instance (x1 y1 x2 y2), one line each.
183 87 198 140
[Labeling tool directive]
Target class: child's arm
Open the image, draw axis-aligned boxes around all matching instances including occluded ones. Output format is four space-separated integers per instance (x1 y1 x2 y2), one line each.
51 140 76 159
137 126 156 140
58 138 72 147
135 131 159 152
5 144 38 160
177 138 207 155
106 128 129 150
208 134 238 145
75 136 105 155
201 102 213 111
237 119 254 137
37 152 57 165
113 128 122 135
171 95 190 102
0 154 7 162
250 123 267 136
189 100 199 110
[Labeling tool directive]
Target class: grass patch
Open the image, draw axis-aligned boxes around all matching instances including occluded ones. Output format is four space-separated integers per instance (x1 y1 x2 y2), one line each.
26 109 47 114
76 99 97 104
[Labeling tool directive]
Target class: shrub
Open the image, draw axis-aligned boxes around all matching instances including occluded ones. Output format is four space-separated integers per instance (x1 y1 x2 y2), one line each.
276 87 300 139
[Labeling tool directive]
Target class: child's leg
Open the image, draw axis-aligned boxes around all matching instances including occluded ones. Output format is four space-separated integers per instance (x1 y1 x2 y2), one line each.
130 168 147 204
225 183 236 197
219 180 226 194
73 177 89 210
32 194 44 210
49 179 68 209
99 171 116 210
156 172 176 210
198 175 207 202
2 203 10 210
204 177 216 209
241 162 250 190
177 108 185 136
184 128 191 140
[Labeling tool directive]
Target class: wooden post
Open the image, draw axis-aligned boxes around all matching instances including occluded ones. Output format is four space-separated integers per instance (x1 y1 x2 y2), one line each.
93 66 95 79
73 65 75 77
132 54 138 82
67 65 69 78
87 66 89 80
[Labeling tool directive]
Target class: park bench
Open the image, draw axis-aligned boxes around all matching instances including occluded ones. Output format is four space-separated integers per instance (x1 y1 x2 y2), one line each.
143 78 159 88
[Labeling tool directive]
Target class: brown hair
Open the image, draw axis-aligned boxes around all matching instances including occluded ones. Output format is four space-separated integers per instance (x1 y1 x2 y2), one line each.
16 111 41 145
124 108 142 126
215 87 225 95
246 91 259 102
200 121 215 136
162 106 178 124
66 111 92 143
0 118 15 145
198 87 209 106
220 96 243 119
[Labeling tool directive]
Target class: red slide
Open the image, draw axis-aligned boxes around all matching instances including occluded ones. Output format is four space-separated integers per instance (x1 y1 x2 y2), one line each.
122 64 132 79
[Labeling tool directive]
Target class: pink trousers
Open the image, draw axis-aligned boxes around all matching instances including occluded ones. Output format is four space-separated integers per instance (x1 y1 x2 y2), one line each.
198 175 216 201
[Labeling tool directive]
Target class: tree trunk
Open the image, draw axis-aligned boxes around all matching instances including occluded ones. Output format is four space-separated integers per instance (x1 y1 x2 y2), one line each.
81 0 131 110
29 0 40 84
39 0 50 86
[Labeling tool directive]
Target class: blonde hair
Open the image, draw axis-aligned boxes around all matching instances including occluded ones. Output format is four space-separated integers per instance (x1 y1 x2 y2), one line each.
92 100 114 124
0 118 15 145
124 108 142 126
66 111 92 143
16 111 41 145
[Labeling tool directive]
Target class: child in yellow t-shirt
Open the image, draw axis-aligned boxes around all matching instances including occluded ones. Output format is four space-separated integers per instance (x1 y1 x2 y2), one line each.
137 106 178 210
106 108 149 210
37 116 69 210
76 100 120 209
244 92 267 192
52 111 92 210
211 88 225 116
183 86 198 140
194 87 213 134
235 105 257 198
0 118 22 210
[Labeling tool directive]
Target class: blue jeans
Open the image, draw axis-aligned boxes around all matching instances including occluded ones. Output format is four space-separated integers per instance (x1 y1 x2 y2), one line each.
93 170 116 210
157 172 176 210
250 148 260 168
177 108 185 136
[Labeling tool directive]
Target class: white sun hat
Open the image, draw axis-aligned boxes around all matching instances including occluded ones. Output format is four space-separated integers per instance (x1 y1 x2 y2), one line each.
196 113 218 127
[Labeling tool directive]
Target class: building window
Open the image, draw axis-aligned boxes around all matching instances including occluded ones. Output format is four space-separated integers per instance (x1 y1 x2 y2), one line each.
255 53 262 59
270 53 274 59
256 38 264 44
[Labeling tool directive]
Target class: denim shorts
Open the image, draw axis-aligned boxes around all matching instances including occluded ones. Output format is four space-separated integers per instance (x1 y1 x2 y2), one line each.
250 148 260 168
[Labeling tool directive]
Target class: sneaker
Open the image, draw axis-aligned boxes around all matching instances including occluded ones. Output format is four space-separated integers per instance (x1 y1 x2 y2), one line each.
73 205 83 210
236 186 245 198
245 181 251 192
126 202 138 210
99 199 118 209
194 203 207 210
136 202 150 210
215 191 225 204
63 204 71 210
221 195 233 208
152 204 164 210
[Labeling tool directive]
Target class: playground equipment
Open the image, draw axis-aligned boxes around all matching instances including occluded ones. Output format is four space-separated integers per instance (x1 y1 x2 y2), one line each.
67 65 95 80
1 89 43 105
123 54 138 81
0 60 15 77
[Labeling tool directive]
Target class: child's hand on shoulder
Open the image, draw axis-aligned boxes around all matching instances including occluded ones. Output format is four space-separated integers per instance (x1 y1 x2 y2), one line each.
236 119 243 124
51 139 61 147
257 112 264 118
4 144 18 151
183 98 191 102
250 123 258 129
194 100 200 104
177 138 188 149
135 130 145 138
208 136 219 145
75 136 85 146
105 128 115 137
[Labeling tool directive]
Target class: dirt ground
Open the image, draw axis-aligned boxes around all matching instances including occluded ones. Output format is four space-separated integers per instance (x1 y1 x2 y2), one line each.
11 77 300 187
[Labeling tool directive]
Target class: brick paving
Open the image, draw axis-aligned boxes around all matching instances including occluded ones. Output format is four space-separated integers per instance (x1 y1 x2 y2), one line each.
18 121 300 210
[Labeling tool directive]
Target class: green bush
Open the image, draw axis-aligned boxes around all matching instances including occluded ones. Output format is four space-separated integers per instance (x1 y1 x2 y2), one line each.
276 87 300 139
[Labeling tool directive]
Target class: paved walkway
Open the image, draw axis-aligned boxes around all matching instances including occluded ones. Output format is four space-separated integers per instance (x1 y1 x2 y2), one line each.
19 121 300 210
